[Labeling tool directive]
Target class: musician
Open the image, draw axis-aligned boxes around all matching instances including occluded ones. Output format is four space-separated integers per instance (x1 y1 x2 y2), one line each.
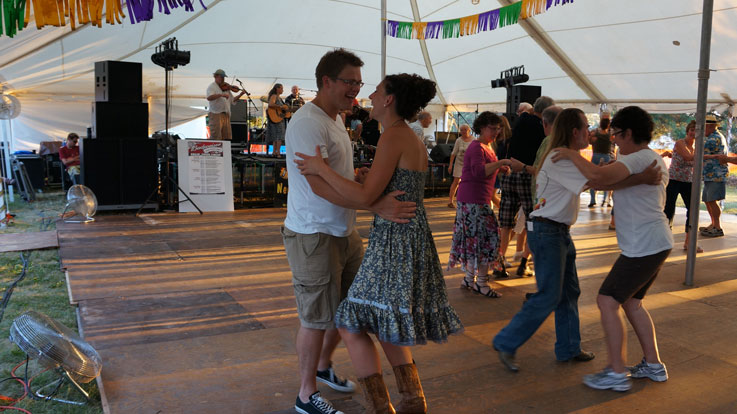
266 83 288 156
206 69 244 140
285 85 305 110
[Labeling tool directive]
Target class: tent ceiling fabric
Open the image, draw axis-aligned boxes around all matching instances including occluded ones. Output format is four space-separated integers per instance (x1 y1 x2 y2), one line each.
1 0 736 150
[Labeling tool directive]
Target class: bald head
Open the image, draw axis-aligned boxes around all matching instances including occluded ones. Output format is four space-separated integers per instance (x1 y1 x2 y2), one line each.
517 102 533 115
418 111 432 128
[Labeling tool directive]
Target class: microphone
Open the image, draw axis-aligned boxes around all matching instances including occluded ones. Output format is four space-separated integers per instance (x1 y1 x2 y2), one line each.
235 78 250 95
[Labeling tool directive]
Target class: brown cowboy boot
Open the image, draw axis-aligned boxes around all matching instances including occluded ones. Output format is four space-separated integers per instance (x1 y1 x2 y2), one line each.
392 362 427 414
358 373 396 414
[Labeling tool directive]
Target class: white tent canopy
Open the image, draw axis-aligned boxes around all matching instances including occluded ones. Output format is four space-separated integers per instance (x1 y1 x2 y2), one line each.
1 0 736 151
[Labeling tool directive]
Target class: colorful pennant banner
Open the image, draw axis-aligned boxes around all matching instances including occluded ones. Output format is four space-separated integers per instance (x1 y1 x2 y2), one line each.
0 0 206 38
387 0 573 40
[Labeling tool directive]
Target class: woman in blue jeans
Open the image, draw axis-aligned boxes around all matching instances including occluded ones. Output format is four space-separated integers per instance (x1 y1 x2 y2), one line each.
492 108 596 372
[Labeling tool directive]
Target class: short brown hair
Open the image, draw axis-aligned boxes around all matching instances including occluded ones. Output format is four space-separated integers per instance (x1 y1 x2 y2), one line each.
686 120 696 132
67 133 79 141
315 48 364 90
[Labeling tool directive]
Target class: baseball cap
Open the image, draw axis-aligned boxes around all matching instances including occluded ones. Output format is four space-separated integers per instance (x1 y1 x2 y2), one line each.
213 69 227 77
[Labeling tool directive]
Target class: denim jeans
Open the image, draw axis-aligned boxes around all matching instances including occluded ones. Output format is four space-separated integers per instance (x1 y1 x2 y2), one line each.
589 153 611 204
493 220 582 360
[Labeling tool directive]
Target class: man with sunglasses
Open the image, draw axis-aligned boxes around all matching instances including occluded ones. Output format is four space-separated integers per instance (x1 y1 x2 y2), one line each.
282 48 415 414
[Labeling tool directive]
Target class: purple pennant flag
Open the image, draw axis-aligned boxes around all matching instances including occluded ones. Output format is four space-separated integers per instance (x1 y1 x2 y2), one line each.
425 21 443 39
478 9 500 32
386 21 399 37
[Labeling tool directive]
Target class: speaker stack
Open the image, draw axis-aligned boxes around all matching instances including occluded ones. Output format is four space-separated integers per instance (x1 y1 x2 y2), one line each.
506 85 541 126
83 61 157 209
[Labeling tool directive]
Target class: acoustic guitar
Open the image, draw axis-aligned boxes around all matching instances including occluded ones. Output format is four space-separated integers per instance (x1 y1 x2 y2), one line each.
267 102 301 123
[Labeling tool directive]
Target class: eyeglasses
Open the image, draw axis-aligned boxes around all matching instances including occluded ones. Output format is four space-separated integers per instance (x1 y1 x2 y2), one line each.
486 126 501 131
334 78 365 88
611 129 624 137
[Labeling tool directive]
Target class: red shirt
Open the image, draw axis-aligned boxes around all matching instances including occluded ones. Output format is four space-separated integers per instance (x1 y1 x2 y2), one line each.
59 145 80 167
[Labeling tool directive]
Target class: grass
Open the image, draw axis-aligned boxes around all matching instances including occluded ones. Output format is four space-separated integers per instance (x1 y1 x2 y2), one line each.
0 190 103 414
674 183 737 214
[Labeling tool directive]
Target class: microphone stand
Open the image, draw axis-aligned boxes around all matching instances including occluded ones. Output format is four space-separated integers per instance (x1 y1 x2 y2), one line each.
236 79 260 155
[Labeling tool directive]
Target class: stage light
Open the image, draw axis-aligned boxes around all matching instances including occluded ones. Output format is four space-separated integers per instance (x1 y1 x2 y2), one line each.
490 65 529 89
151 38 190 70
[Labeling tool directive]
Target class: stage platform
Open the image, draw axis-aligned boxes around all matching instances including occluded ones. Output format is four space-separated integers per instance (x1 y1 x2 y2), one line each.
57 199 737 414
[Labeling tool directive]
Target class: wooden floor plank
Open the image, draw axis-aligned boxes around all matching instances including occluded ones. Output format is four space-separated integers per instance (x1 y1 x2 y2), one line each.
58 200 737 414
0 230 58 252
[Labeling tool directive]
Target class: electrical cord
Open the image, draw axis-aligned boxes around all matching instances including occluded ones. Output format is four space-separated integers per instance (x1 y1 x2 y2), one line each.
0 251 30 325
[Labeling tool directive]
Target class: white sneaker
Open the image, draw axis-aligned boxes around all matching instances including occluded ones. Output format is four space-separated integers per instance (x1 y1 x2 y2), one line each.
583 368 631 392
627 358 668 382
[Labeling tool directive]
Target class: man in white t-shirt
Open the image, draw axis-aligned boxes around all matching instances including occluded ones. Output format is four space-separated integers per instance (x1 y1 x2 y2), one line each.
550 106 673 393
205 69 244 140
282 49 415 414
409 111 432 147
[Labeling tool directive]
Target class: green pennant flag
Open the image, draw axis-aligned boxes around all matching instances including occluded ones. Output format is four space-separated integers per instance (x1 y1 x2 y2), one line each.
397 21 413 39
442 18 460 39
499 2 522 28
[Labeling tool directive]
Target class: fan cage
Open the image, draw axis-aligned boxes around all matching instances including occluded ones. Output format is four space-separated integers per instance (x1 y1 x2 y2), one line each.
66 185 98 218
9 311 102 383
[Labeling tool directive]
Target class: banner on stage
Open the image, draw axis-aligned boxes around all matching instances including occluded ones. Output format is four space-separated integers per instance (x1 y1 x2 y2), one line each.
177 140 234 213
186 141 226 195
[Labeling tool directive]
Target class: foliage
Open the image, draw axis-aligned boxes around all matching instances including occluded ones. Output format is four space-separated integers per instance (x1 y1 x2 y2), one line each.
650 110 737 152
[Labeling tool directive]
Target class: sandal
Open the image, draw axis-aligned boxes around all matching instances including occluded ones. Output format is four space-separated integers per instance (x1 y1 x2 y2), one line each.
683 244 704 253
460 278 474 290
473 282 502 298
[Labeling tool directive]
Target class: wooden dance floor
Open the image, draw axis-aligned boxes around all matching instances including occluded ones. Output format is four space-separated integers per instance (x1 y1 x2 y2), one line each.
57 198 737 413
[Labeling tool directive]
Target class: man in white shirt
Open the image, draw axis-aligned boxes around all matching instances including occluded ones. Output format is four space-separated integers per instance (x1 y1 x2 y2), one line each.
205 69 244 140
409 111 432 147
282 49 415 414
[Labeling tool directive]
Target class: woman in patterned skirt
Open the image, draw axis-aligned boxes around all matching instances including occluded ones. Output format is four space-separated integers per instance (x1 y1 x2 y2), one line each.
295 74 463 414
447 112 512 298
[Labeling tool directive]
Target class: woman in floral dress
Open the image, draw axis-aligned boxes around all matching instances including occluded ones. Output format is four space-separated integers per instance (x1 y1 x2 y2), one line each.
295 73 462 414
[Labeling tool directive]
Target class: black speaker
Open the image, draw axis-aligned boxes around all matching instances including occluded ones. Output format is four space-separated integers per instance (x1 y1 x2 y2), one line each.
81 138 157 208
12 154 45 190
231 122 249 145
430 144 453 164
95 61 142 103
230 101 250 123
92 102 148 139
507 85 541 118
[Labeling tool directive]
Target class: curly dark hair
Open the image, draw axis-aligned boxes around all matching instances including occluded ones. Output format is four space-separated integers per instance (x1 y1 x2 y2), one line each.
383 73 436 120
611 106 654 144
315 48 364 90
472 111 502 135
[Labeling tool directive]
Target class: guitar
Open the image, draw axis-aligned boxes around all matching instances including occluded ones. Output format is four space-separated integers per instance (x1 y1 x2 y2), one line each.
267 101 301 123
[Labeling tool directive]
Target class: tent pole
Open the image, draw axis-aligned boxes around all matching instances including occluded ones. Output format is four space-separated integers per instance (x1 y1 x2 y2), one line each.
3 119 14 203
685 0 714 287
381 0 386 79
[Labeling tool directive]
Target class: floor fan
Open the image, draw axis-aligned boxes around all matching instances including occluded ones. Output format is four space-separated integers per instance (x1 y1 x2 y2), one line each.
9 311 103 405
62 184 97 223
